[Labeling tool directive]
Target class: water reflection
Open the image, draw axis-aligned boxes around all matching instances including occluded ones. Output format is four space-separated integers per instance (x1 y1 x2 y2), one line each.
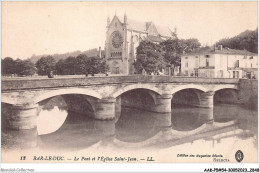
1 96 258 153
37 96 68 135
1 128 38 150
115 108 170 143
37 106 67 135
171 104 213 131
38 112 115 151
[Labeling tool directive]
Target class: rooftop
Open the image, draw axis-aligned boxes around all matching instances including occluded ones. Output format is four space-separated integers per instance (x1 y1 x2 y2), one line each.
146 35 164 43
117 15 173 38
184 46 257 56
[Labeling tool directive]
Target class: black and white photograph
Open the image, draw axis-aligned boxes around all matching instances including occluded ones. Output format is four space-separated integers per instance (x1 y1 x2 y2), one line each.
1 1 259 172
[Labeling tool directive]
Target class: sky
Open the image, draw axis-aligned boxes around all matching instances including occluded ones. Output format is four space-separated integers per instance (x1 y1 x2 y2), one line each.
2 1 258 60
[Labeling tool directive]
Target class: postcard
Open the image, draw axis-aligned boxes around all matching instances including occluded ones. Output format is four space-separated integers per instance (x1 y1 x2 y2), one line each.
1 1 258 172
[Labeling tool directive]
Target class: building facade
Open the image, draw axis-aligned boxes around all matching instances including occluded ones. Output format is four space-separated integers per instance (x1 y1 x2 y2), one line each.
181 46 258 79
105 14 176 75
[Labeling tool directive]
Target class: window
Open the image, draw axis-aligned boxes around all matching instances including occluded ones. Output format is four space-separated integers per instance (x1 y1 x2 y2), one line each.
195 69 198 77
111 52 122 57
206 58 209 67
205 55 210 58
233 71 239 78
185 57 188 59
235 60 239 68
185 62 188 68
112 67 119 74
195 56 198 58
185 70 188 75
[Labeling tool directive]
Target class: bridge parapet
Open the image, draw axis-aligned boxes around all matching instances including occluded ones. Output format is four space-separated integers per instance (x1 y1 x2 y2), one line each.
2 75 240 91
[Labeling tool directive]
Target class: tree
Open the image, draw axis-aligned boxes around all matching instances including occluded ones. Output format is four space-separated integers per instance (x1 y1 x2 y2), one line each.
2 57 16 75
52 54 109 76
134 38 202 75
179 38 201 53
134 40 164 74
160 38 201 75
87 57 101 75
96 58 109 74
133 55 145 74
75 54 109 75
62 56 77 75
35 56 56 75
16 60 36 76
216 29 258 53
55 59 65 75
2 57 36 76
13 59 23 75
160 39 182 65
76 54 90 74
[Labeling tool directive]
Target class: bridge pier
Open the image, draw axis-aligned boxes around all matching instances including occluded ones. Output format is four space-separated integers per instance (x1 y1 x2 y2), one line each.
199 108 214 122
152 113 172 127
8 103 39 130
93 119 116 136
95 98 116 120
154 94 172 113
199 92 215 108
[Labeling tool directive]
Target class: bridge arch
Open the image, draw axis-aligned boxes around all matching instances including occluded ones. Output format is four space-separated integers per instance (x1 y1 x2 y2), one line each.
33 88 102 103
111 84 162 98
170 84 207 95
213 85 239 105
212 85 238 92
170 84 207 107
1 97 17 105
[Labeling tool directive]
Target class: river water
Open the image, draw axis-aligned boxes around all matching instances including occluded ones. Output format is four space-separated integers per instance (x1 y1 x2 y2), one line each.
1 96 258 162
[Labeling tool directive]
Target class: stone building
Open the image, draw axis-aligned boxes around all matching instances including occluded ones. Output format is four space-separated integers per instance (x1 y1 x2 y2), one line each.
104 14 177 75
181 45 258 79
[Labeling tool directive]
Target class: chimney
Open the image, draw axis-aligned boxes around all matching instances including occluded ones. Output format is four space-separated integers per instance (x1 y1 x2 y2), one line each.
98 47 102 58
218 45 223 51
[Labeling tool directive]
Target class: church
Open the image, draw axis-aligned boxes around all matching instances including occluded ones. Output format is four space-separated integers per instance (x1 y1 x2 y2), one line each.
104 14 177 75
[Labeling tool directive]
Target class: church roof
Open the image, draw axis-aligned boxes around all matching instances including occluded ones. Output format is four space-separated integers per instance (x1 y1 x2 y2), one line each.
156 25 173 38
117 16 173 38
146 35 164 43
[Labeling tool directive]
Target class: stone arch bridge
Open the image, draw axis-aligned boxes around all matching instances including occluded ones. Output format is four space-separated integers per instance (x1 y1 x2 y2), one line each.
2 75 254 130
